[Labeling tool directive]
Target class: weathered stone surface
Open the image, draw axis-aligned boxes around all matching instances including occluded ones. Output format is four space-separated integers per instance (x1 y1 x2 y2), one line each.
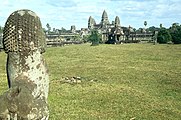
6 50 49 99
3 9 46 53
0 79 49 120
0 9 49 120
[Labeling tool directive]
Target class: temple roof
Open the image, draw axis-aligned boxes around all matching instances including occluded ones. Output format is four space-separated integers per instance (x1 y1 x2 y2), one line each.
115 16 120 26
88 16 92 22
101 10 110 25
102 10 108 19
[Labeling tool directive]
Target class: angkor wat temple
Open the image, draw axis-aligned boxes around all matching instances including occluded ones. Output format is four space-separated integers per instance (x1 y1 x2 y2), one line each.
0 10 155 48
88 10 154 44
45 10 155 46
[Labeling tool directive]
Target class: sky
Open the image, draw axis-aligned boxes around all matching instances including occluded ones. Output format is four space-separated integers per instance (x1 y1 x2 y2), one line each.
0 0 181 30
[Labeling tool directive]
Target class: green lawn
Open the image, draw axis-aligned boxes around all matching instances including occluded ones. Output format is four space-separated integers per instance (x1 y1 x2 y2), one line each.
0 43 181 119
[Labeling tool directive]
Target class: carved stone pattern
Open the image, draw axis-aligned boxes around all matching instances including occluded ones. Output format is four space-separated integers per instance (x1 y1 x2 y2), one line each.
3 9 46 53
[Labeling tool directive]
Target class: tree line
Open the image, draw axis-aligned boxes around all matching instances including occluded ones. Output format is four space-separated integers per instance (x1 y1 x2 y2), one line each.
156 23 181 44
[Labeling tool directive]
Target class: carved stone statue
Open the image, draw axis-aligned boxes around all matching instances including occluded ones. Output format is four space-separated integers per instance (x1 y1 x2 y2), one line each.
0 9 49 120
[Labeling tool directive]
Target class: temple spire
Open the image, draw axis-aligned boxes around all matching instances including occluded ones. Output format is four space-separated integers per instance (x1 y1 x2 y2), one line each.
101 10 110 25
115 16 120 27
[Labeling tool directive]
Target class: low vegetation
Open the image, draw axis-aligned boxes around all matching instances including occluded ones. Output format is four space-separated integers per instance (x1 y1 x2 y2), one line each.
87 29 102 46
0 43 181 119
157 23 181 44
157 28 172 44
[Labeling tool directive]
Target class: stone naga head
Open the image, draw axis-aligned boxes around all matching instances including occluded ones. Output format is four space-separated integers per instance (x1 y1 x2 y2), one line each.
0 9 49 120
3 9 46 53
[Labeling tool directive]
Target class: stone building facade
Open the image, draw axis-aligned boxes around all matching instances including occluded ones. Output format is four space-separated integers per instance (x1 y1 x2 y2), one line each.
88 10 153 44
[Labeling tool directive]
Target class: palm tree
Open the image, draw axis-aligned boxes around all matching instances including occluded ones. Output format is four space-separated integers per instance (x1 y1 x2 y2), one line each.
46 23 51 33
144 21 147 40
160 23 163 28
144 21 147 27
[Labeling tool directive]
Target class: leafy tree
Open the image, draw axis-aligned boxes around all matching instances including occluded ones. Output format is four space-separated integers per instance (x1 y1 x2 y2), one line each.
136 28 143 33
160 23 163 28
157 28 172 44
169 23 181 44
73 35 81 41
82 35 89 43
46 23 51 33
0 26 3 33
0 26 3 49
88 29 101 46
147 26 160 32
61 27 67 33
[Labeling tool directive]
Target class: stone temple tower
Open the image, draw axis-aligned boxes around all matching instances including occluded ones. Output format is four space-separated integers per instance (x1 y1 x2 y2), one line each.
101 10 110 27
88 16 96 29
115 16 120 27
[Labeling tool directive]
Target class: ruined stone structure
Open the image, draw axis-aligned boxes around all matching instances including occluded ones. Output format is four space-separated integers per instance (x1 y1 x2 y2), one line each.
45 24 85 47
88 10 113 31
0 9 49 119
88 10 153 44
44 10 154 46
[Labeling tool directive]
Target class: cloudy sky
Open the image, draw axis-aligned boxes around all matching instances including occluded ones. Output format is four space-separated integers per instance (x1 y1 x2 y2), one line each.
0 0 180 30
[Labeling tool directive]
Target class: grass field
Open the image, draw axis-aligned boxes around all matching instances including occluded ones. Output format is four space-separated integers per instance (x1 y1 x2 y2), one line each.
0 43 181 119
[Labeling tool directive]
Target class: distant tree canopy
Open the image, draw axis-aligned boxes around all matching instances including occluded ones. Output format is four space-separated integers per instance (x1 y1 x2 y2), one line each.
160 24 163 28
88 29 101 46
157 28 172 44
61 27 67 33
147 26 160 32
46 23 51 33
146 23 181 44
0 26 3 33
169 23 181 44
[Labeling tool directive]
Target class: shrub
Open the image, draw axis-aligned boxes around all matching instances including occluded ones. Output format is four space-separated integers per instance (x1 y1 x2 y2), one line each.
88 30 101 46
157 28 172 44
170 24 181 44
